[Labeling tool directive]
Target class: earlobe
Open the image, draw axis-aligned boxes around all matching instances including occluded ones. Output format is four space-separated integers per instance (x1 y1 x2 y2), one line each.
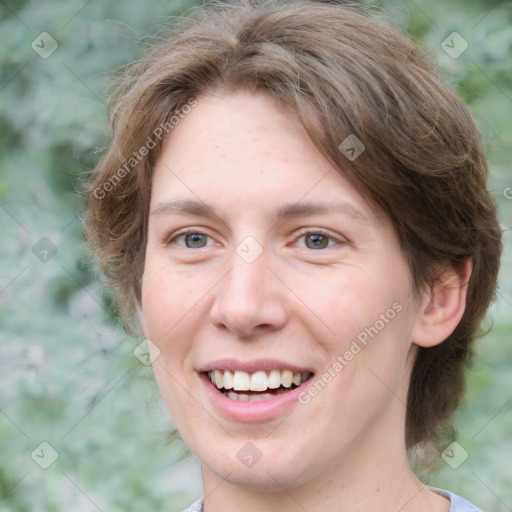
412 259 472 348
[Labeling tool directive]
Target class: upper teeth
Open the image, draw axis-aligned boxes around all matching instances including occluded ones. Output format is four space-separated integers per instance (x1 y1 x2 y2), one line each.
208 370 308 392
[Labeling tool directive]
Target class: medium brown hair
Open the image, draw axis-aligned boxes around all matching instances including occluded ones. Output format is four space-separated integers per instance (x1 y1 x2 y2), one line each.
84 0 502 458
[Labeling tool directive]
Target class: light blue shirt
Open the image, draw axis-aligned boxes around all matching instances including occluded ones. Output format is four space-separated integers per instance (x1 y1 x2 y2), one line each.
433 488 484 511
180 488 484 511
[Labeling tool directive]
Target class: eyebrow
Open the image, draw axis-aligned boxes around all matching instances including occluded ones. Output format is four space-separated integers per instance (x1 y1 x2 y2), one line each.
151 199 216 217
150 199 368 223
275 201 368 223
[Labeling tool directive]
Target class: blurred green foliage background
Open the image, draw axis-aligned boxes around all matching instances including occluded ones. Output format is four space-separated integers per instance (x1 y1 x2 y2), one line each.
0 0 510 511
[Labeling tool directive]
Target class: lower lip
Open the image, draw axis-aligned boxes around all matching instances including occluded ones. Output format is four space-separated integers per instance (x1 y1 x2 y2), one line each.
199 374 311 422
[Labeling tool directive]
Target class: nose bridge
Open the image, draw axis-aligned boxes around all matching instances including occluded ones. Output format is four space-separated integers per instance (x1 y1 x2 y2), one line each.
224 249 269 309
210 245 287 335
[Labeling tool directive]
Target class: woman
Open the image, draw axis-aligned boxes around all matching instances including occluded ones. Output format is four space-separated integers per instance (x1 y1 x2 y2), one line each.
85 1 502 510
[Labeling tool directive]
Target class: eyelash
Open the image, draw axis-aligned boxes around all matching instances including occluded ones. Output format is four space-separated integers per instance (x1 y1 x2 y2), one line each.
168 228 343 250
293 228 340 250
169 229 215 248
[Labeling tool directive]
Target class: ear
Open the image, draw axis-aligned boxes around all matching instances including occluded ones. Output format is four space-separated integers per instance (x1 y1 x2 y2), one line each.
411 259 472 348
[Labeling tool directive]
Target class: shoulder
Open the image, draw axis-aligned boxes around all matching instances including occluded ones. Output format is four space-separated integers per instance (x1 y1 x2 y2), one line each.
431 488 485 512
179 498 204 512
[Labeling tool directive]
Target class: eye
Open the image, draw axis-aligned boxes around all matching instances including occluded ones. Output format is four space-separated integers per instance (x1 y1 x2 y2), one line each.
296 232 338 250
174 232 213 249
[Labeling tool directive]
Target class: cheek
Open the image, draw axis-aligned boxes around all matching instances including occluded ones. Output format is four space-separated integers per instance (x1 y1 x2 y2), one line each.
292 263 416 377
141 258 201 340
296 267 401 337
141 262 206 424
140 268 197 403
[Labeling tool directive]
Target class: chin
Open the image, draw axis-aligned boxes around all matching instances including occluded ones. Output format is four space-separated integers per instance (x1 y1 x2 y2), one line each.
193 434 323 491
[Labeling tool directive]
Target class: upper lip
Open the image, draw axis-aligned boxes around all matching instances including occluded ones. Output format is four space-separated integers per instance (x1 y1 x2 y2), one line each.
197 359 315 374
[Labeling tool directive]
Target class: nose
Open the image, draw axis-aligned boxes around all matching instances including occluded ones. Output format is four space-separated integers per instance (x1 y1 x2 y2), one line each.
209 249 288 338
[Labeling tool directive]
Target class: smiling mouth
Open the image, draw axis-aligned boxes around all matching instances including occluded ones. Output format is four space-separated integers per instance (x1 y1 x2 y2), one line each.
205 369 313 402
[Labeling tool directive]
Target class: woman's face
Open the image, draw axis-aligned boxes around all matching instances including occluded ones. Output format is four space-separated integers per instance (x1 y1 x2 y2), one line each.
142 90 422 490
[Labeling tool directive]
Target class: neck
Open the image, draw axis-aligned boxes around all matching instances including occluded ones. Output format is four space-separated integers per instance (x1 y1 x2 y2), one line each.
200 411 449 512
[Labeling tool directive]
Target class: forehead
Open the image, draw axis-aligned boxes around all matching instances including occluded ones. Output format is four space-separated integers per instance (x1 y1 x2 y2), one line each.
151 91 380 224
155 91 323 182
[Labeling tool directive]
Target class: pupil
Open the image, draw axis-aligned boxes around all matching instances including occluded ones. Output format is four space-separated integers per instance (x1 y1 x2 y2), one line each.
306 234 328 249
186 233 206 248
